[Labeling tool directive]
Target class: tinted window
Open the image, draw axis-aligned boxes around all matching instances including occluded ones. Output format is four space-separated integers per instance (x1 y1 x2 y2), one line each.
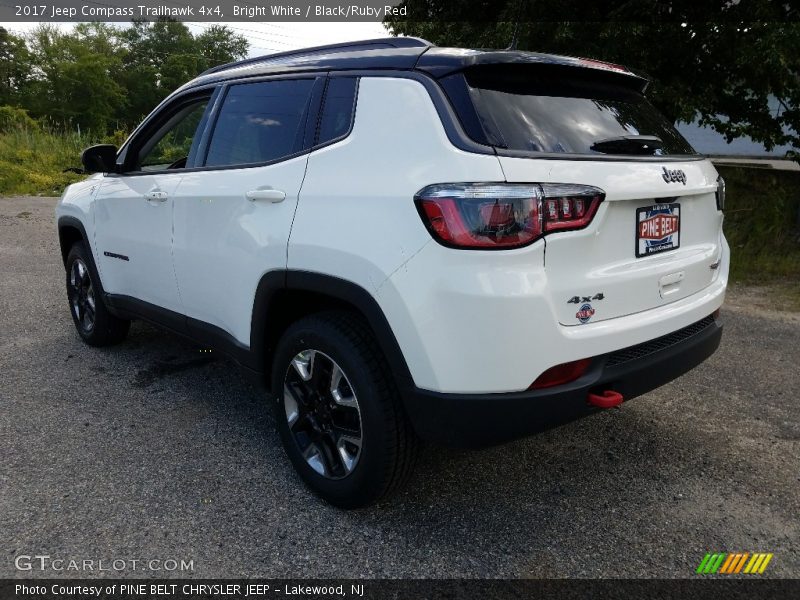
317 77 357 145
205 79 314 167
138 100 208 171
462 66 696 156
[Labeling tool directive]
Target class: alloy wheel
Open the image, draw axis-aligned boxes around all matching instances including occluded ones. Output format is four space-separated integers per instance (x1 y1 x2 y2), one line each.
69 258 95 333
283 350 363 479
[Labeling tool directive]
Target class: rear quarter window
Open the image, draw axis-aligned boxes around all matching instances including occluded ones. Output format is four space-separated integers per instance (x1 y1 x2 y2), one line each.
317 77 358 146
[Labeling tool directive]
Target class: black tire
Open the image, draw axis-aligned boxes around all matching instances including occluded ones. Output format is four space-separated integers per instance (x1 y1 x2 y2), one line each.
65 241 130 346
271 311 419 508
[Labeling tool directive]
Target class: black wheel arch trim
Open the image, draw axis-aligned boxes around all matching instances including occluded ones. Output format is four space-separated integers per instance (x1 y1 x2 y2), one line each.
57 216 107 296
58 216 89 267
251 270 415 391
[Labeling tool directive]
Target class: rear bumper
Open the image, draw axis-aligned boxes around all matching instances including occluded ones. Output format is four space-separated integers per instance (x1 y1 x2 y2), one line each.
403 314 722 448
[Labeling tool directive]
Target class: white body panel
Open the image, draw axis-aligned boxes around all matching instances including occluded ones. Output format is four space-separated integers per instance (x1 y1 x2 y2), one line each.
499 157 723 325
173 156 308 343
378 236 727 394
378 155 728 393
55 175 101 230
288 77 505 293
93 173 184 313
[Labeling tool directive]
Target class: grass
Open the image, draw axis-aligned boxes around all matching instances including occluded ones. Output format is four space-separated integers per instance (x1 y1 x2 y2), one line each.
0 126 90 196
717 165 800 303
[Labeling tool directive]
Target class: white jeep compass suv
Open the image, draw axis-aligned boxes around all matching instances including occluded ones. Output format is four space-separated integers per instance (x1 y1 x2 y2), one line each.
56 37 728 507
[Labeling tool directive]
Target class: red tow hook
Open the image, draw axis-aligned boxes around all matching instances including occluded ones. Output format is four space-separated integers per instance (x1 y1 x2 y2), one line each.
587 390 624 408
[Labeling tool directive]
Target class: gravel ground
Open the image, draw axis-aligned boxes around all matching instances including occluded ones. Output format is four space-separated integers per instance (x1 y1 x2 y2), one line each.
1 196 798 579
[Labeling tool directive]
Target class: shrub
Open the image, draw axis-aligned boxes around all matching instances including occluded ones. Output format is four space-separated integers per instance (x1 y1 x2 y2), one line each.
102 129 129 147
0 106 39 133
719 165 800 283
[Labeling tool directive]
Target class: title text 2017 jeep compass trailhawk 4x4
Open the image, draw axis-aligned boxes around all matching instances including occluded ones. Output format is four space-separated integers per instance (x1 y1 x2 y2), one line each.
57 37 728 507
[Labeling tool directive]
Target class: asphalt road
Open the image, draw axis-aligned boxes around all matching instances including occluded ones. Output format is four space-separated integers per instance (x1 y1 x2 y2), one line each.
1 196 798 578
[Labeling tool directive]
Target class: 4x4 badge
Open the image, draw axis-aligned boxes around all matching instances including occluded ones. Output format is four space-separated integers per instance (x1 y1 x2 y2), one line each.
567 293 604 303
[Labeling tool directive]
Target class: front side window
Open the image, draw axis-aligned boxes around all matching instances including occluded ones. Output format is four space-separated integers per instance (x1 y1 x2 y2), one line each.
137 100 209 171
204 79 315 167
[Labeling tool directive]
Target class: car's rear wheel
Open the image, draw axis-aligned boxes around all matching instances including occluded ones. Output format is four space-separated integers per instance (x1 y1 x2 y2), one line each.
65 242 130 346
272 311 418 508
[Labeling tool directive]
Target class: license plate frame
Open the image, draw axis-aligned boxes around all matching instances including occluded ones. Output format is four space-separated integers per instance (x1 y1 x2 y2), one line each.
636 203 681 258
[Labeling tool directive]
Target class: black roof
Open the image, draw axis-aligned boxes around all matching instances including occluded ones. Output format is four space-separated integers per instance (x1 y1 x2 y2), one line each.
182 37 647 92
199 36 431 76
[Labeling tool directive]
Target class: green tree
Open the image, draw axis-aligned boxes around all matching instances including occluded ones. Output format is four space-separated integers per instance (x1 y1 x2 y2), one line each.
196 24 250 71
0 27 31 106
388 1 800 153
23 23 126 132
13 20 249 131
127 19 198 94
119 19 248 122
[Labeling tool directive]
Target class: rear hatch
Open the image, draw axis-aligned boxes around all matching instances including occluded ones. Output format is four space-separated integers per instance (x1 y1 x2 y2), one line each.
445 61 724 325
504 157 722 325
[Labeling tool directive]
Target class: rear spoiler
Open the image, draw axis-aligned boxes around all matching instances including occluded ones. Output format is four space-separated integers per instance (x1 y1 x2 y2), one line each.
416 48 649 93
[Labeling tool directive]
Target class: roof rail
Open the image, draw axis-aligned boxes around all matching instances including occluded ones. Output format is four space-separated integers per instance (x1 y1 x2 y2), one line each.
200 37 433 77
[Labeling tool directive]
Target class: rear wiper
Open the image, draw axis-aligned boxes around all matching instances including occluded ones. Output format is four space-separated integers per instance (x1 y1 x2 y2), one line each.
590 135 664 155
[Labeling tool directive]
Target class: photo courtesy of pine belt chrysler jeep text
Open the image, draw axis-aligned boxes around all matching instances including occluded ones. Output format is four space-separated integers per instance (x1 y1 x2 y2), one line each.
56 37 728 508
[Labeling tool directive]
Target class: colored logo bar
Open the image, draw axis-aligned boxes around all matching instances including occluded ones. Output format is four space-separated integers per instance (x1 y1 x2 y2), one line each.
696 553 774 574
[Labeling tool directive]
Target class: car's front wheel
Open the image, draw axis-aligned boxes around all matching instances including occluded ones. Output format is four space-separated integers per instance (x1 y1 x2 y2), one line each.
272 311 418 508
65 242 130 346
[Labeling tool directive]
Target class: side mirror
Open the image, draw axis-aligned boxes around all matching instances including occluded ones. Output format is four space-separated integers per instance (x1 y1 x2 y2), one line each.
81 144 117 173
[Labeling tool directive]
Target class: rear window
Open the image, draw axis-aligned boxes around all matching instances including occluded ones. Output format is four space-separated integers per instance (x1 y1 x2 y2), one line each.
454 65 696 157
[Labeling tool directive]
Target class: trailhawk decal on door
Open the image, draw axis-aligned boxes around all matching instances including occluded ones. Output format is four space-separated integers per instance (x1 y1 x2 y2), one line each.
636 203 681 257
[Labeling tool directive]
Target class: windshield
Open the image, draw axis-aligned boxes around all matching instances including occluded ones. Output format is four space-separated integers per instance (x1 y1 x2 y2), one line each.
463 66 697 156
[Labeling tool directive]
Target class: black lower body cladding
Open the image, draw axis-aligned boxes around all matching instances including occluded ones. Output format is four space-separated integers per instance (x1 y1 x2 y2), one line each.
403 315 723 448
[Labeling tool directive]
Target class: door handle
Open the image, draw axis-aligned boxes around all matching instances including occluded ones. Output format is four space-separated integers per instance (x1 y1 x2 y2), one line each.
144 191 168 202
246 189 286 203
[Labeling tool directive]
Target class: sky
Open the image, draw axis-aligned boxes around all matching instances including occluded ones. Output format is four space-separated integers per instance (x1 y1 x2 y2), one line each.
1 21 392 55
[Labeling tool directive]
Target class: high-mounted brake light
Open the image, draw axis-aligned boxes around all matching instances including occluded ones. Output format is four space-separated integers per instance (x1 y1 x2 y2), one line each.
415 183 604 249
576 57 630 74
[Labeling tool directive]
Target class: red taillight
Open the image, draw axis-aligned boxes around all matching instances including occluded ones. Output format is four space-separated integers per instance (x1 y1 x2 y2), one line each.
418 194 541 248
416 183 604 249
540 184 603 233
529 358 592 390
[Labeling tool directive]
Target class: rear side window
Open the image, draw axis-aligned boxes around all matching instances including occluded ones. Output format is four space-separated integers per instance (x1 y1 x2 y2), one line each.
205 78 315 167
317 77 358 146
452 65 696 156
